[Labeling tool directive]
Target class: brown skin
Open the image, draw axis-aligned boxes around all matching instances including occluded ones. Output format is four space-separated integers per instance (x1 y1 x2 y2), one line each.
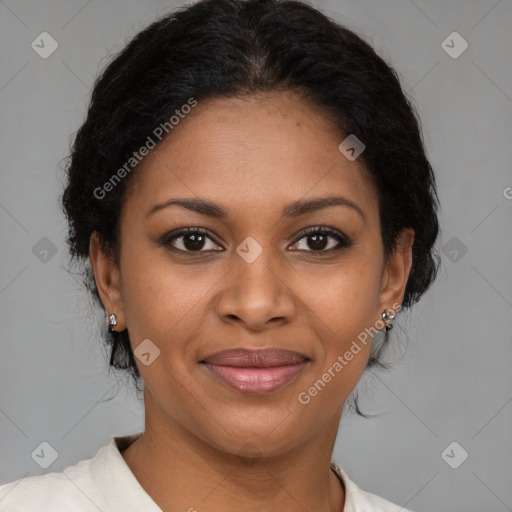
89 91 414 512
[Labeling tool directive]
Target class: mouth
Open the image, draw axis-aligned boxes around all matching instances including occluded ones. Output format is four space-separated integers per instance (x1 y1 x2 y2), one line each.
199 347 310 395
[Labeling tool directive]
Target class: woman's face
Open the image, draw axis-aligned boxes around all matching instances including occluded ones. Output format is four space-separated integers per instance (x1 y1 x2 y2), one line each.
91 91 413 457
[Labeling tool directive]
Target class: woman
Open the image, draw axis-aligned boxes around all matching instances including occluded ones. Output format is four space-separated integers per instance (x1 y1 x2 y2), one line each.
0 0 440 510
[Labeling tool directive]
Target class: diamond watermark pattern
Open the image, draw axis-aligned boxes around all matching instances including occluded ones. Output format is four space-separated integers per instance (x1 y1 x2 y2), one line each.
31 441 59 469
31 32 59 59
441 32 468 59
236 442 263 467
236 236 263 263
441 441 469 469
134 338 161 366
32 236 58 263
338 134 365 161
441 236 468 263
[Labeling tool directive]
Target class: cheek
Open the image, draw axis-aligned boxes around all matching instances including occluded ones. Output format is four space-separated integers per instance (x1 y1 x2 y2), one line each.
296 275 376 413
294 257 380 394
119 241 177 344
119 240 219 354
296 258 381 339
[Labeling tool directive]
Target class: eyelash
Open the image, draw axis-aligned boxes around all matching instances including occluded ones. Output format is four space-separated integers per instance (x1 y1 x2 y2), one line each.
159 226 353 255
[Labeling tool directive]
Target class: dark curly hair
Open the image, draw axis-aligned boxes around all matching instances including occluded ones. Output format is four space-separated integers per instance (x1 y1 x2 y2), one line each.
61 0 441 416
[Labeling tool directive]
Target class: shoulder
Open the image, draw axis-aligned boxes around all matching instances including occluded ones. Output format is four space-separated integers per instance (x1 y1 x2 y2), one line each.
331 460 416 512
0 445 110 512
353 487 415 512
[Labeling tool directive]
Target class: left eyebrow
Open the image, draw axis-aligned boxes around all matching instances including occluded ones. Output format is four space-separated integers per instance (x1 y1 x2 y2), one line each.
282 195 366 223
146 195 366 223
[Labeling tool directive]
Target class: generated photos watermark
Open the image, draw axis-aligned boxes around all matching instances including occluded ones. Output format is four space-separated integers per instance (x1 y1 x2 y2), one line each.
297 301 402 405
93 97 198 200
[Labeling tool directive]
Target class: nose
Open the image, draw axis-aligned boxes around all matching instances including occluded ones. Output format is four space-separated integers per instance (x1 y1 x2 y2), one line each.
215 250 296 331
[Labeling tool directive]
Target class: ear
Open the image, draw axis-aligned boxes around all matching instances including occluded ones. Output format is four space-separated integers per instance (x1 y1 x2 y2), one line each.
377 227 415 316
89 231 126 331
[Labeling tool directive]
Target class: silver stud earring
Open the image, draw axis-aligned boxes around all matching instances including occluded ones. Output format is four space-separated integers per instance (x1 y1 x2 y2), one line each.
107 313 117 333
378 308 395 332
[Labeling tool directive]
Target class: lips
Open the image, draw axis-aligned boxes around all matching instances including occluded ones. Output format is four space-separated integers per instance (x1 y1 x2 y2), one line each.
200 348 310 394
202 347 309 367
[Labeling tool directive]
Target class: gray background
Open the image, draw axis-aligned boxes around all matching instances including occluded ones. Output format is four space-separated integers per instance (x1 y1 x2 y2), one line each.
1 1 511 511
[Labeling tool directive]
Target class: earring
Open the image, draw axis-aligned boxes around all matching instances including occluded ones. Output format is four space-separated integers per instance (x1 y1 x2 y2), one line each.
378 308 395 332
107 313 117 333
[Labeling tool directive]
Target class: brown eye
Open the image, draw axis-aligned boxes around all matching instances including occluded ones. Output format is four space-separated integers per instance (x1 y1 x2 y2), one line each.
289 227 353 252
161 228 223 252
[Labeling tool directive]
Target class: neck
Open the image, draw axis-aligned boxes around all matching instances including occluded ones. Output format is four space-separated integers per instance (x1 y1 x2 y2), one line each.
121 394 345 512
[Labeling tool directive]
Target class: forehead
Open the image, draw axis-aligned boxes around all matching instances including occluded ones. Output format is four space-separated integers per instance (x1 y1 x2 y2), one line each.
123 92 379 223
